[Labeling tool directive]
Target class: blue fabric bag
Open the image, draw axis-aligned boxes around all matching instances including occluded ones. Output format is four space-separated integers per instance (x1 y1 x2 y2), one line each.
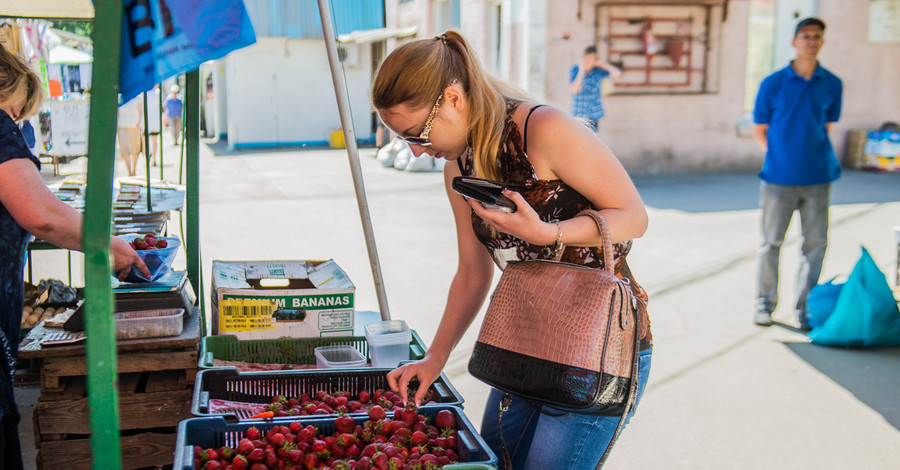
806 278 844 329
808 247 900 347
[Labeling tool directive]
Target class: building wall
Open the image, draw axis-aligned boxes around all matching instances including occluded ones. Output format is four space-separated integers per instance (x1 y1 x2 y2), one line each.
225 37 374 148
386 0 900 174
545 1 756 174
818 1 900 157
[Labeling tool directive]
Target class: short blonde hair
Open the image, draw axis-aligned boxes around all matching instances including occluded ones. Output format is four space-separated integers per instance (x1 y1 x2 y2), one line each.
0 44 44 121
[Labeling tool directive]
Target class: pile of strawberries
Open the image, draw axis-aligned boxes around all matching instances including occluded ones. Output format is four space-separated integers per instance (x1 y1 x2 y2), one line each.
193 406 463 470
265 388 437 418
129 233 168 250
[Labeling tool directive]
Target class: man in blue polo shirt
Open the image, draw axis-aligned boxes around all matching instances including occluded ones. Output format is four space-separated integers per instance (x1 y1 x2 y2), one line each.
752 17 842 331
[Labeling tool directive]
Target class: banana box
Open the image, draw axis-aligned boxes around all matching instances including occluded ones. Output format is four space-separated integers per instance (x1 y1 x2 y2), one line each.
210 260 355 339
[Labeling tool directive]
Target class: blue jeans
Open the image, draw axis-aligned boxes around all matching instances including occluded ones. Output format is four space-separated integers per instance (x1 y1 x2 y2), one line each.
480 348 652 470
757 181 830 315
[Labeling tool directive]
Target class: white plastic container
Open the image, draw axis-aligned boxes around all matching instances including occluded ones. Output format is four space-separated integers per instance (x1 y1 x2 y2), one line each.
114 308 184 340
314 345 367 369
364 320 411 368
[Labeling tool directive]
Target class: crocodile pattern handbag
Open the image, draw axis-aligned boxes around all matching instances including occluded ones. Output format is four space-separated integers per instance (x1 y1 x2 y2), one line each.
468 210 640 416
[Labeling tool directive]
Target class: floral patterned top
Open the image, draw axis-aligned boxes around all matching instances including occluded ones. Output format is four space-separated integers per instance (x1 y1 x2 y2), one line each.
458 100 652 348
0 111 39 420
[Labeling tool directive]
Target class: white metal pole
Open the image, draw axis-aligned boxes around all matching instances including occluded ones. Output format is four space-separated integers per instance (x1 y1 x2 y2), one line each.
317 0 391 320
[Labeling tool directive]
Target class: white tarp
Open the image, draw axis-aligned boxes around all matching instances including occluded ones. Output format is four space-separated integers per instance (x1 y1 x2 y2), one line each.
0 0 94 19
49 44 92 64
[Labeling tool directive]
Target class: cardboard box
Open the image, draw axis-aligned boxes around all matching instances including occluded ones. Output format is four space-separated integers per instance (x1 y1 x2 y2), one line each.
211 260 354 339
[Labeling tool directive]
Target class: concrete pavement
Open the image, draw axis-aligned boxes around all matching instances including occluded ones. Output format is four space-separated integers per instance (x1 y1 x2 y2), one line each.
21 138 900 469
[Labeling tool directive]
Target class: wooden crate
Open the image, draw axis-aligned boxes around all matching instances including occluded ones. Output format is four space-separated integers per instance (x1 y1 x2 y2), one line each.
33 351 198 469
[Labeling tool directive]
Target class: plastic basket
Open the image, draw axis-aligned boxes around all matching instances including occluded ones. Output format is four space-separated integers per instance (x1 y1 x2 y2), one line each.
174 406 497 469
198 330 429 369
191 367 464 420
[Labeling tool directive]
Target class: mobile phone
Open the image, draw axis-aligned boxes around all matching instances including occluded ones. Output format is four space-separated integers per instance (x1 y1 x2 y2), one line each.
451 176 518 213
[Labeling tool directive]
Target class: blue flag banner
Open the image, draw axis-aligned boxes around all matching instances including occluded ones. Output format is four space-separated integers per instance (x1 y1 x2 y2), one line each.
118 0 256 102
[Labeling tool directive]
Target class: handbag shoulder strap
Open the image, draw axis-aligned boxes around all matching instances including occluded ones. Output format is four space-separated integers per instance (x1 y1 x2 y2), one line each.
575 209 615 274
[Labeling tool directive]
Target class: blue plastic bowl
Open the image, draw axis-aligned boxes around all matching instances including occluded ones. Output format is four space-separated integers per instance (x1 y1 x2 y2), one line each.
117 235 181 282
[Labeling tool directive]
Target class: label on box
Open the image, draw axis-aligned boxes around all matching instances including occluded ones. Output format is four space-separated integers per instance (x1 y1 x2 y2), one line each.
219 298 277 331
319 310 353 330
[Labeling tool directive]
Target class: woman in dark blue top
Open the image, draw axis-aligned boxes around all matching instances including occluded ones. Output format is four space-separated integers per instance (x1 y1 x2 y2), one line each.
0 46 149 469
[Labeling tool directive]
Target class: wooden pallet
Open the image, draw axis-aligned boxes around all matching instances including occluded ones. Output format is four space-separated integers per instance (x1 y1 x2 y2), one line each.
34 366 196 469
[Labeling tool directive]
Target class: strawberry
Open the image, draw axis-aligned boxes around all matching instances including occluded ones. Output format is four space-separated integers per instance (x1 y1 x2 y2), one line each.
397 407 419 428
316 402 334 414
337 433 356 448
286 448 303 465
334 412 355 434
391 427 412 444
358 390 371 404
264 449 278 468
311 439 329 454
202 460 221 470
247 448 264 463
267 402 283 413
410 431 429 446
447 432 458 450
304 452 318 469
372 451 389 470
297 427 314 444
362 443 379 458
237 438 254 455
368 405 387 421
433 410 456 430
330 443 346 459
246 426 261 441
200 448 218 461
315 390 328 401
354 456 371 470
269 432 285 447
133 237 148 250
345 443 361 459
444 448 459 462
249 463 267 470
347 400 362 413
231 454 249 470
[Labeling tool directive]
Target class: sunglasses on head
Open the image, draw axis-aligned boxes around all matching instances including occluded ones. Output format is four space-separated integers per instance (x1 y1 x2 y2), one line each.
400 79 458 147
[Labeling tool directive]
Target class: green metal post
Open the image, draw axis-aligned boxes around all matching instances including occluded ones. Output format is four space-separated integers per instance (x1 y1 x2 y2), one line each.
83 0 123 467
185 70 205 334
142 91 152 212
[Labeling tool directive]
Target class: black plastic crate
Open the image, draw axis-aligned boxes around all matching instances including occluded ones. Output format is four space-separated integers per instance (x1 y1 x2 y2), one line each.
192 367 464 421
174 405 498 469
198 330 429 369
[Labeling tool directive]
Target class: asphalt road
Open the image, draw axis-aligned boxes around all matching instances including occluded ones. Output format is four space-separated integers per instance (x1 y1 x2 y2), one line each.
20 137 900 469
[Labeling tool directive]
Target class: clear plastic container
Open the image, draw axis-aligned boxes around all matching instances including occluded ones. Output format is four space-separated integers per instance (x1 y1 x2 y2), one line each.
115 308 184 340
364 320 411 368
313 345 367 369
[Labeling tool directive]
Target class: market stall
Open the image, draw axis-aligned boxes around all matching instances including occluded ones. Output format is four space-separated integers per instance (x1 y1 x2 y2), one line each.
9 1 497 468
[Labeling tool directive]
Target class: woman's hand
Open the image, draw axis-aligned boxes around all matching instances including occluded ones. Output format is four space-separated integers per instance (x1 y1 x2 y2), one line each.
386 355 445 406
466 190 557 246
111 237 150 281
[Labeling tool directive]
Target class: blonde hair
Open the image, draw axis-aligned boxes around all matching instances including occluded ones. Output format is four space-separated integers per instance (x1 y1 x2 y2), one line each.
0 44 44 122
372 30 528 180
